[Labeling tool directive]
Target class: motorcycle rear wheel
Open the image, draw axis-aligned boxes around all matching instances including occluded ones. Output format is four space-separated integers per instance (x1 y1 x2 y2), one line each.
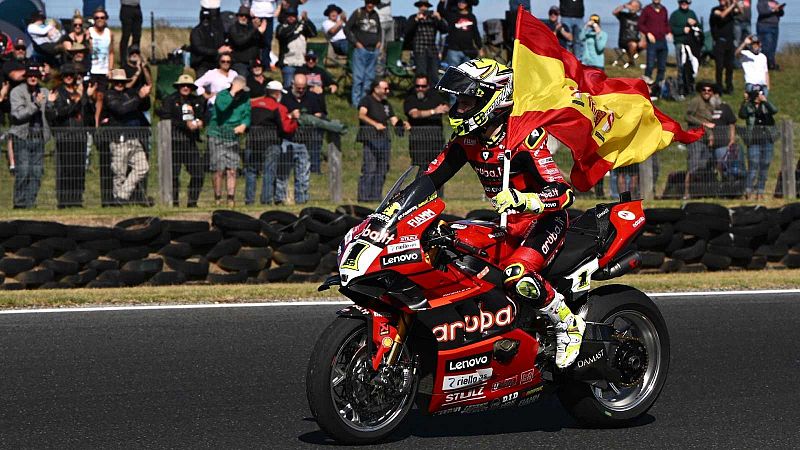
558 285 670 427
306 317 417 444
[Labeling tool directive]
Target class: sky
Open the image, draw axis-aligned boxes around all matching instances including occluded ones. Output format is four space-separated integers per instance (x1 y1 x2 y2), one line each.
42 0 800 25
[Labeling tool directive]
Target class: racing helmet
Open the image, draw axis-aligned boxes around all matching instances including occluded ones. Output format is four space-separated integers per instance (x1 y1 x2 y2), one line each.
435 58 513 137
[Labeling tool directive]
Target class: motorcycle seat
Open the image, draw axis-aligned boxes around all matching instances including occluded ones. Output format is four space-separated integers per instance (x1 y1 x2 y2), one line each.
541 208 603 277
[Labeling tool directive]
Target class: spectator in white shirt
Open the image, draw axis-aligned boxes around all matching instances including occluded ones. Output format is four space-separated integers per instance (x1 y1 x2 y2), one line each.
250 0 279 67
736 34 770 96
323 4 349 55
194 53 239 104
26 10 62 65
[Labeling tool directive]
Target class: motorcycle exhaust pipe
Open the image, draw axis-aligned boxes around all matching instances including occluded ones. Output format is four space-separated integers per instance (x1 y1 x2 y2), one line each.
592 251 640 281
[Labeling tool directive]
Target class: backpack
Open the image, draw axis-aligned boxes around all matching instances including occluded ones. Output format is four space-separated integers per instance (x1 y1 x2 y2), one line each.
660 77 681 101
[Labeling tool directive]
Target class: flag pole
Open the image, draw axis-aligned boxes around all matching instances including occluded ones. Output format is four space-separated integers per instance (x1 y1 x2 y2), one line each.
500 6 524 230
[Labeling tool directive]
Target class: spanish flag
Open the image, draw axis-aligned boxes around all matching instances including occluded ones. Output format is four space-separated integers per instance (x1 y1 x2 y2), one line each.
506 8 703 192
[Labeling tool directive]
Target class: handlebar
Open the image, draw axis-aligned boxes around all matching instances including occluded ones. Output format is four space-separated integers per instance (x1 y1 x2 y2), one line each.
453 239 489 257
423 223 488 258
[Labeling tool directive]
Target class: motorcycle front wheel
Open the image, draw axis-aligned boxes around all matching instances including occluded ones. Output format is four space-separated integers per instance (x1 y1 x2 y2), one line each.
306 317 418 444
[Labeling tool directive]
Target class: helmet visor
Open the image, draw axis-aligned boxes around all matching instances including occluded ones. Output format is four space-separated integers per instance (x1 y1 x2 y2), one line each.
435 67 483 97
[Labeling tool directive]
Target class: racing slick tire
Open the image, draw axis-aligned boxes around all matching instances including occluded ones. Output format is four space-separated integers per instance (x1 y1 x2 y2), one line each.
558 284 670 428
306 317 418 444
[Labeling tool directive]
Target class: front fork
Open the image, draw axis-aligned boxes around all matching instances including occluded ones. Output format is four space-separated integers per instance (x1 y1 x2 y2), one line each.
371 312 411 371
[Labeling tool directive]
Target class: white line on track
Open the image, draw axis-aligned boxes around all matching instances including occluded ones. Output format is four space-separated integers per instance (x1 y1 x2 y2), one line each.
0 289 799 315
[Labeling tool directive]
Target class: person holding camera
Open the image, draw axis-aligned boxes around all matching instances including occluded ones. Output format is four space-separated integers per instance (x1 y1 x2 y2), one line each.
670 0 700 96
756 0 784 70
543 6 573 50
736 35 769 96
613 1 642 69
638 0 671 93
579 14 607 69
739 89 777 200
405 1 447 85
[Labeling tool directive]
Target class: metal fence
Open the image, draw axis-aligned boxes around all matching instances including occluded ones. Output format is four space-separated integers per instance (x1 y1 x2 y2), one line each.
0 122 797 209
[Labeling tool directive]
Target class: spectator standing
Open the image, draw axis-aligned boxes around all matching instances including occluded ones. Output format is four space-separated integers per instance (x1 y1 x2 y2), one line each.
47 63 96 208
89 7 114 127
442 0 482 68
194 53 238 105
323 4 349 55
736 35 769 96
119 0 142 62
613 1 642 68
190 9 230 78
156 74 207 207
3 39 31 89
247 58 272 98
559 0 585 56
375 0 393 76
122 45 152 94
345 0 382 107
9 65 52 209
207 76 251 207
509 1 531 11
275 9 317 89
405 1 447 85
297 50 338 95
734 1 752 48
707 89 738 180
62 12 91 60
249 80 300 205
739 89 777 199
26 10 63 66
638 0 671 94
278 0 309 24
282 73 325 174
102 69 152 206
756 0 784 70
403 74 448 175
579 14 608 69
356 79 410 201
249 0 278 65
230 6 267 77
543 6 573 50
670 0 700 96
684 81 716 198
711 0 738 94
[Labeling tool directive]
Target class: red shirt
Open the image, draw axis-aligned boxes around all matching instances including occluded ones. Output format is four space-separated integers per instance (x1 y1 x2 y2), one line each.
638 3 671 41
250 96 298 137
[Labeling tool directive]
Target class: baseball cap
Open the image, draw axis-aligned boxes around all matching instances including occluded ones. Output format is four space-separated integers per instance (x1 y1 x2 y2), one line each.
14 38 26 49
750 35 761 44
266 80 287 94
305 50 318 60
549 5 560 15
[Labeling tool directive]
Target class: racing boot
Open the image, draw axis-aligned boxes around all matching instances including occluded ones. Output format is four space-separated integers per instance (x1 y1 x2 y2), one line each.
539 292 585 369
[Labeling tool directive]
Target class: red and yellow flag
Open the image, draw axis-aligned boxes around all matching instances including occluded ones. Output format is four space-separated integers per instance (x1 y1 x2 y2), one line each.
506 8 703 191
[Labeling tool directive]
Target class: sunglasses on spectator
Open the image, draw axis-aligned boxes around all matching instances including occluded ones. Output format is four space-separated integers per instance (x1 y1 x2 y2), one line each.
415 84 428 88
74 22 83 27
701 88 714 92
94 15 107 20
220 59 232 64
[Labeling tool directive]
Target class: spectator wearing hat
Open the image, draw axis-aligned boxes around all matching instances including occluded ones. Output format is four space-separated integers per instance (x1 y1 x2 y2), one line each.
443 0 482 68
296 51 338 95
405 0 447 85
756 0 784 70
559 0 586 56
275 8 317 89
247 58 273 98
345 0 382 107
670 0 700 96
613 1 642 68
711 0 738 94
9 64 53 208
190 8 231 78
26 10 63 66
736 34 769 96
3 39 32 89
739 85 777 200
46 63 96 208
323 4 349 56
278 0 310 24
207 75 251 207
638 0 671 95
157 74 207 207
543 6 573 50
281 72 325 174
250 80 297 204
194 53 238 105
684 81 720 198
122 45 152 95
66 42 90 70
119 0 143 62
579 14 608 69
230 6 268 77
102 68 152 206
249 0 279 66
62 12 91 60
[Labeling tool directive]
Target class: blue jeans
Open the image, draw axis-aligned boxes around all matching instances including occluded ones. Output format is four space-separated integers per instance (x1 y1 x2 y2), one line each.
331 39 349 56
351 47 379 107
281 65 298 89
445 50 471 68
272 139 310 204
747 142 774 194
12 136 44 208
756 23 779 68
561 16 584 56
745 83 769 97
645 39 668 84
244 145 268 205
358 138 390 202
713 145 742 179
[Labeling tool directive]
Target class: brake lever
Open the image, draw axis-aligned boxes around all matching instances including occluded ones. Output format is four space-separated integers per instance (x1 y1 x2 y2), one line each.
453 239 489 257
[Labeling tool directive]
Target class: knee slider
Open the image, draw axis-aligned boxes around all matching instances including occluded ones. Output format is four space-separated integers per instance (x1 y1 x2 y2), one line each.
504 263 547 307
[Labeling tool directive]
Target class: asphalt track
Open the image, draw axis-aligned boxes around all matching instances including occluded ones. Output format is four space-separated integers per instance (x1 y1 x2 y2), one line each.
2 293 800 448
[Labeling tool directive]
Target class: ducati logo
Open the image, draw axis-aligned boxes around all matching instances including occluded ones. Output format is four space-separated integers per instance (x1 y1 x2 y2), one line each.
481 151 491 161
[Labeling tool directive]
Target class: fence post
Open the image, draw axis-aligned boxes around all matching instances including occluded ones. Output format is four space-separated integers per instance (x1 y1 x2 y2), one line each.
157 120 173 206
781 120 796 200
638 157 654 200
328 133 342 203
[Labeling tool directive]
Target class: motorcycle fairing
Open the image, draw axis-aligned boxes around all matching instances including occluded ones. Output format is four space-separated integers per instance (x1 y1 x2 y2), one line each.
337 305 399 371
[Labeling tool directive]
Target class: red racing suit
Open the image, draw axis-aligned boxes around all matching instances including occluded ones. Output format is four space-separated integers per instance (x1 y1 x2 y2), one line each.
424 127 574 307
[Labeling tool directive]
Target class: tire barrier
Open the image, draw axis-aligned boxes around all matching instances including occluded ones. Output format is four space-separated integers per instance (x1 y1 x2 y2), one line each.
1 202 799 290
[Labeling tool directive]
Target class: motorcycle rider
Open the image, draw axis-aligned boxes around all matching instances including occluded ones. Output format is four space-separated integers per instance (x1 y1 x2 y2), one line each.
427 58 584 368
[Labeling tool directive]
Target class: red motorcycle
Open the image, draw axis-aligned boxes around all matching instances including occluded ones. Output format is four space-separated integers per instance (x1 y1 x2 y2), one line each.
306 168 669 444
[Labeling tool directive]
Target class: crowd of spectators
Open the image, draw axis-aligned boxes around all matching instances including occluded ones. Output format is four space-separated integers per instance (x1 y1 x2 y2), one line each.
0 0 790 208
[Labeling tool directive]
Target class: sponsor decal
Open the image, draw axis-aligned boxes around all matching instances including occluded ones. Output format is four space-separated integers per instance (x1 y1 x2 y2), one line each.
433 406 462 415
537 157 554 166
432 305 515 343
450 223 467 230
577 348 605 369
443 386 486 404
357 226 395 246
380 250 421 268
445 351 493 373
461 403 489 413
501 392 519 403
524 386 544 397
400 235 418 242
540 223 564 254
408 209 437 228
387 240 420 254
481 151 491 161
379 323 390 336
633 216 646 228
475 165 501 179
341 242 368 271
596 206 610 218
464 138 477 145
491 375 518 392
520 368 536 384
381 337 393 348
617 210 636 221
443 287 471 297
488 230 506 239
477 266 490 279
517 395 540 407
442 369 493 391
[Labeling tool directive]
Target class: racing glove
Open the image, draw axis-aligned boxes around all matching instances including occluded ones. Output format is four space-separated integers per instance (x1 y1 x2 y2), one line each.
492 188 545 214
